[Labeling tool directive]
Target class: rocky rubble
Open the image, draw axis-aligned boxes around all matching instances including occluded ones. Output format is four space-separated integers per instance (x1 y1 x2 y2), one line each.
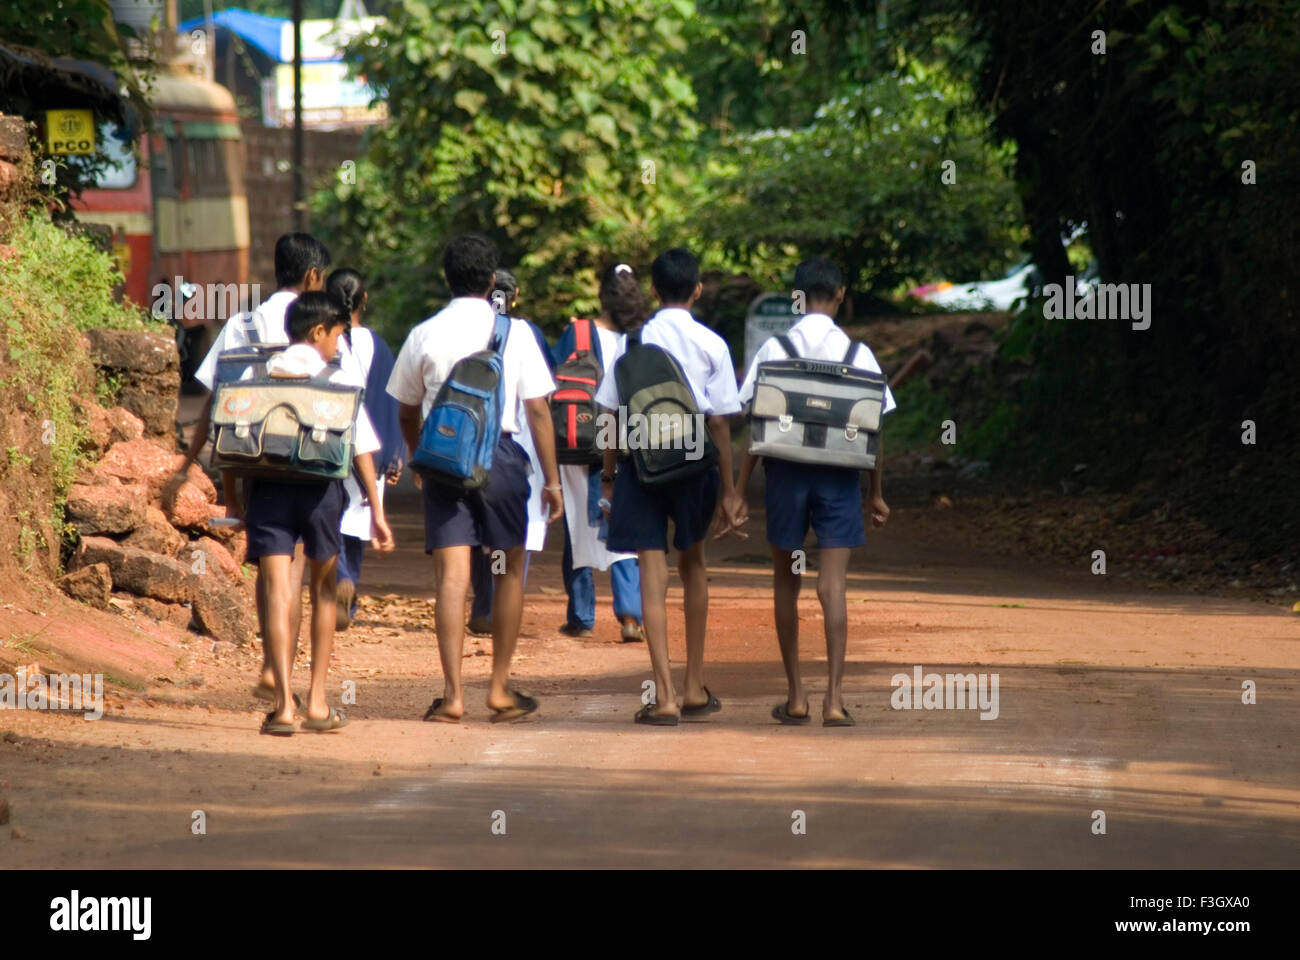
83 329 180 442
60 412 254 645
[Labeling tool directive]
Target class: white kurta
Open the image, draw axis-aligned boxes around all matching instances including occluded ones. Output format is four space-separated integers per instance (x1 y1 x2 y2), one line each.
561 323 635 571
516 398 549 552
340 326 377 540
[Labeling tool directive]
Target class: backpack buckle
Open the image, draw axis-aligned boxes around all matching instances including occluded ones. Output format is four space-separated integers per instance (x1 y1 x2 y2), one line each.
778 415 793 433
235 421 250 439
844 424 859 441
311 426 327 443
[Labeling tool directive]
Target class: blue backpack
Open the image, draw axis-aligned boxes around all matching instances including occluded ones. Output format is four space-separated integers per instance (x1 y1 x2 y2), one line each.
410 312 513 490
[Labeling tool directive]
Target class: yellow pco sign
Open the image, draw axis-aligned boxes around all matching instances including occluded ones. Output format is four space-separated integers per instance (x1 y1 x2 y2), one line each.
46 110 96 155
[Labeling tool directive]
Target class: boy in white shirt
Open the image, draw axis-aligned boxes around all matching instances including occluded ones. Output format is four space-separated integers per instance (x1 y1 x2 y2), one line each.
596 248 744 725
174 233 359 704
728 257 895 726
245 292 395 734
387 235 563 724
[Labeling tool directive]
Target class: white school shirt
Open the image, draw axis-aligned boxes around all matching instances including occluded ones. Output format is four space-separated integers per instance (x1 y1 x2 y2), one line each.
194 290 366 391
349 325 375 379
737 312 898 415
262 343 381 539
593 307 742 416
562 324 635 570
385 296 556 434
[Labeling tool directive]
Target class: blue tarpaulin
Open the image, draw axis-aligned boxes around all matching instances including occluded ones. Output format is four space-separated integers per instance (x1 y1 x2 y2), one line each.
177 8 288 62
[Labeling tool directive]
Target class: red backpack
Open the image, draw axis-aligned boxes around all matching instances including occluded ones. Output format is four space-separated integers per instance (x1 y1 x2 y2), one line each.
550 318 604 464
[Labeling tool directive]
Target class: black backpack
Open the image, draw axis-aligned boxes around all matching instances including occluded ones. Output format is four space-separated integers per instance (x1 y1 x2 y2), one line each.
612 331 718 486
550 318 604 464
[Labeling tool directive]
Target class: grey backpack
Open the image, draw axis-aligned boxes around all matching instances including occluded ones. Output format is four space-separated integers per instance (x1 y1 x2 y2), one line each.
747 335 886 470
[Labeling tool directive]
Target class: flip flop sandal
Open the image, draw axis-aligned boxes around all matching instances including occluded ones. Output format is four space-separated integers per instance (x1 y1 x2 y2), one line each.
680 686 722 719
772 702 811 725
634 703 679 726
823 707 856 727
259 711 296 736
253 684 301 708
620 621 645 643
422 698 461 724
300 708 349 733
489 690 539 724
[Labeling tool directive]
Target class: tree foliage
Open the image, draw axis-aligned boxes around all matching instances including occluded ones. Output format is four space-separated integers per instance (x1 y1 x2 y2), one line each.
698 61 1025 300
312 0 699 339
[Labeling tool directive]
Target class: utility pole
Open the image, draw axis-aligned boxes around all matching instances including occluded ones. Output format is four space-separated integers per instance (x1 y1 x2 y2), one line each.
292 0 304 231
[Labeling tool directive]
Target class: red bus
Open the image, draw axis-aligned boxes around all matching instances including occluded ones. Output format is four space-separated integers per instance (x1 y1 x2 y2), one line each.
74 68 250 349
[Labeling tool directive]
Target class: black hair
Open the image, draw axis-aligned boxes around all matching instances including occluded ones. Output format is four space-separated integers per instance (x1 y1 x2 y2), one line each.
650 247 700 304
286 291 349 343
491 267 518 314
793 256 844 303
326 267 367 316
442 234 498 298
274 232 331 289
599 263 648 333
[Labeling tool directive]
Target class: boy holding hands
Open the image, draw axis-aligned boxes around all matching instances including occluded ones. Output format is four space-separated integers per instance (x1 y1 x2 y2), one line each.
597 248 744 725
728 257 894 726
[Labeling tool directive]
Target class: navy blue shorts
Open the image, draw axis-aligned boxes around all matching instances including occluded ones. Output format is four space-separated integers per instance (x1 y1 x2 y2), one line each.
763 458 865 552
606 457 719 553
244 478 345 563
422 434 530 552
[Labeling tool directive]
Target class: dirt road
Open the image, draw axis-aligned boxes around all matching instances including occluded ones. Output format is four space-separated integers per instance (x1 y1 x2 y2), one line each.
1 476 1298 868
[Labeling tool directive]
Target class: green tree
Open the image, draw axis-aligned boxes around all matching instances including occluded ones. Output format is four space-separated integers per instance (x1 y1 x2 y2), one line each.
699 61 1025 303
312 0 698 338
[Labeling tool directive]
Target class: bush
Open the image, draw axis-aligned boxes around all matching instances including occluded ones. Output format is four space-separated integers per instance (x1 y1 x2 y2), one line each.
0 214 156 566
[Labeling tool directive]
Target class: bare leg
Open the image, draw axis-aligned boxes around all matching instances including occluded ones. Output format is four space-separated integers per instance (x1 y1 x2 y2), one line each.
678 540 710 708
258 554 297 725
637 548 677 718
304 555 338 722
431 545 471 718
260 543 305 688
487 545 527 711
771 545 807 716
816 547 852 720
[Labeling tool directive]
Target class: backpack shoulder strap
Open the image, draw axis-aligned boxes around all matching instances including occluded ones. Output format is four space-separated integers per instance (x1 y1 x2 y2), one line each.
842 338 860 364
776 334 797 358
573 318 593 354
489 312 513 354
239 310 262 346
626 329 640 348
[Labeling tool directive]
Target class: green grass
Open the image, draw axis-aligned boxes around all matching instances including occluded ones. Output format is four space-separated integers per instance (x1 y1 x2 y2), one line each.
0 214 162 554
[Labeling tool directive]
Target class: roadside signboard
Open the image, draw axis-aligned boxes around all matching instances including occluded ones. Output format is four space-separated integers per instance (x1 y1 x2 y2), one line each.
46 109 96 154
743 292 798 375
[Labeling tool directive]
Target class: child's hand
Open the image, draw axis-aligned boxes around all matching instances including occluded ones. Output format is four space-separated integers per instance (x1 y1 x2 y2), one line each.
385 467 402 486
543 486 564 525
223 498 245 531
868 494 890 529
713 492 749 540
370 512 395 551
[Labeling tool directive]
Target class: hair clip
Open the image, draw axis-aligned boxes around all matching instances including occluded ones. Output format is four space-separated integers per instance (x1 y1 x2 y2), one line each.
615 263 633 275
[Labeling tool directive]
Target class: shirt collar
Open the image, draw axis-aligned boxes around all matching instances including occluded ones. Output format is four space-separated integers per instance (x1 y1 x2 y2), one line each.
650 306 695 327
792 312 836 335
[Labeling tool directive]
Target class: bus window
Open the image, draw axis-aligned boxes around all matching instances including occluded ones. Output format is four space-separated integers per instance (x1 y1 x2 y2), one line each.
186 139 230 196
92 124 137 190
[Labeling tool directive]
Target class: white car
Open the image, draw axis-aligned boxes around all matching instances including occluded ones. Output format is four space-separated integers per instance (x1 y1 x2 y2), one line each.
914 261 1095 312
